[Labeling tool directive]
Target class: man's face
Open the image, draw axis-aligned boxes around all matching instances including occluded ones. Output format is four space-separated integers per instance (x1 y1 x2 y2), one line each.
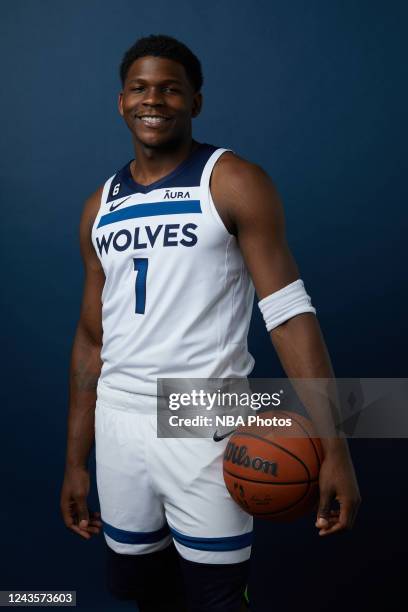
119 56 202 149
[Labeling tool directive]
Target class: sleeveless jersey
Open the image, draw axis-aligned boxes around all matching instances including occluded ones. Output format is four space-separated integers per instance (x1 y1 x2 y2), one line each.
91 143 255 398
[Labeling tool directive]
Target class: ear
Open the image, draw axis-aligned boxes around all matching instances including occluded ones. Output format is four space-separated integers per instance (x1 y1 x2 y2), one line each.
118 92 124 117
191 92 203 118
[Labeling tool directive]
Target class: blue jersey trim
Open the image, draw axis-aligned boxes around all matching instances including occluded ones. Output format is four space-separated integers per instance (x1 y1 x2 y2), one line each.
169 527 253 551
97 200 202 228
106 143 219 202
102 521 170 544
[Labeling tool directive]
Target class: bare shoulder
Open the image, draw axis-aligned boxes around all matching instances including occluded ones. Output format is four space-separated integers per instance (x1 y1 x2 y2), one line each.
80 185 104 232
212 151 271 187
211 151 283 232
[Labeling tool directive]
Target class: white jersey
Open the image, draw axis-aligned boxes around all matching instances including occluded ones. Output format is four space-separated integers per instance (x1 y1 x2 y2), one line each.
92 143 255 398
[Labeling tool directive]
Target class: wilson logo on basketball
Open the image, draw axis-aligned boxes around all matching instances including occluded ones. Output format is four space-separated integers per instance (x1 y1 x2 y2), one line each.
224 441 278 477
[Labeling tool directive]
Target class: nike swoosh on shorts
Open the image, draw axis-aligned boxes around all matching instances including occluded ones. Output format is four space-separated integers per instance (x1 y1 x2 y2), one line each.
212 429 236 442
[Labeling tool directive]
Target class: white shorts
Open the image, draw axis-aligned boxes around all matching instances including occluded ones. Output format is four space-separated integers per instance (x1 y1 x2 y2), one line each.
95 384 253 564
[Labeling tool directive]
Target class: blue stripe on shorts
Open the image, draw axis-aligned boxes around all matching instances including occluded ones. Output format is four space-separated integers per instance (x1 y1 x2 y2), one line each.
103 520 170 544
170 527 253 552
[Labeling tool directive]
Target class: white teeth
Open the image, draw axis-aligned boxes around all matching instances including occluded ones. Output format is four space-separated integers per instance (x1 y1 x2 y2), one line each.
140 116 167 125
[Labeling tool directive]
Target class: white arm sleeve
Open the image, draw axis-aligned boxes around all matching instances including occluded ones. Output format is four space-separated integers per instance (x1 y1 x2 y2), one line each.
258 279 316 332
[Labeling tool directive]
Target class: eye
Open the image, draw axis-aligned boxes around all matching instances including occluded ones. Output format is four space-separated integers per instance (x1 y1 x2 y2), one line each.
130 86 144 93
163 87 179 93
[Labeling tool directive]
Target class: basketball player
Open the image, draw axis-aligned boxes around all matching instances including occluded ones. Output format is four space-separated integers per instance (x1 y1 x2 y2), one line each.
60 35 361 611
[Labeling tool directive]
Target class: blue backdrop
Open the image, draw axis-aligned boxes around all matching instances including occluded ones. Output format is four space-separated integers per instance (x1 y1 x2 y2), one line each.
1 1 407 610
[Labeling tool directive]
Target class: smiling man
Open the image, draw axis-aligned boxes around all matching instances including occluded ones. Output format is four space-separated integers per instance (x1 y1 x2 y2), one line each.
60 35 361 612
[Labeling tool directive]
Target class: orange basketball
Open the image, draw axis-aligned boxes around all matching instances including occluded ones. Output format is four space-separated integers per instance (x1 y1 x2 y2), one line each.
223 410 324 522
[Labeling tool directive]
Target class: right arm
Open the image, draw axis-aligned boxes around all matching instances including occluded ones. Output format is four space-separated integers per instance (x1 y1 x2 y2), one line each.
60 187 105 539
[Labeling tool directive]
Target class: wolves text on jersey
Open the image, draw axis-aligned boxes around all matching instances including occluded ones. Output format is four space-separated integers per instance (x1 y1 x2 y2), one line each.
96 222 198 256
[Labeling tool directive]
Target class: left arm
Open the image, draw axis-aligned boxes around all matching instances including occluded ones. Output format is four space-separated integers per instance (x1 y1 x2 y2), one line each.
211 154 361 536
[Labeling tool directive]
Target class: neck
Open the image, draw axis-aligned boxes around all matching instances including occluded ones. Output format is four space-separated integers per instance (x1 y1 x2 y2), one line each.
131 136 198 186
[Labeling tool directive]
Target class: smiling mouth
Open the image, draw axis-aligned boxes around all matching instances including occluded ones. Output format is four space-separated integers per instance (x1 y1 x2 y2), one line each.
137 115 171 127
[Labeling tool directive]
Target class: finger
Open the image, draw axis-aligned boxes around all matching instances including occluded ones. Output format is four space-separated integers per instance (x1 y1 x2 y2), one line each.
61 509 74 528
316 517 339 532
61 500 76 529
81 511 102 533
316 508 342 532
318 522 346 536
68 524 92 540
77 524 101 537
323 514 340 524
323 519 339 529
315 505 340 528
82 525 101 535
315 510 339 524
315 513 339 527
74 498 90 528
89 510 103 527
318 502 351 536
61 497 93 539
316 489 335 528
338 499 356 531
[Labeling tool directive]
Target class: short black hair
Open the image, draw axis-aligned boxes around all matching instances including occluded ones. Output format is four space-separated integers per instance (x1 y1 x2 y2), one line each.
120 34 203 92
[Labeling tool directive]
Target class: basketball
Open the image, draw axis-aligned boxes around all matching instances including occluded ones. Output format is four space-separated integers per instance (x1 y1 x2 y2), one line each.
223 410 324 522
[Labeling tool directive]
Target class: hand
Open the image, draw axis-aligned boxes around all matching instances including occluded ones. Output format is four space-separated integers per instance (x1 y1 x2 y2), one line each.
60 466 102 540
315 444 361 536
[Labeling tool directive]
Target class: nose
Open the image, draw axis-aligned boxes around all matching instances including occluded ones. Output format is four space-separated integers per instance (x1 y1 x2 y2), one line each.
142 86 164 107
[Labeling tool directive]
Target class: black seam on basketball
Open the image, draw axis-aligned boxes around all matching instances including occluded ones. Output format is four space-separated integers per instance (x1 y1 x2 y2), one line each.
230 432 311 481
278 410 323 469
223 467 318 485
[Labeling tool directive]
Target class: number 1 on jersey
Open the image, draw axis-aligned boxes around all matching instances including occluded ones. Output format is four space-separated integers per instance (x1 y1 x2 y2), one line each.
133 258 148 314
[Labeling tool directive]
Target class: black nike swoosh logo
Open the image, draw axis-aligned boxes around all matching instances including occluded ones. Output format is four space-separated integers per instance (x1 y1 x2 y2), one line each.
109 196 131 212
213 428 236 442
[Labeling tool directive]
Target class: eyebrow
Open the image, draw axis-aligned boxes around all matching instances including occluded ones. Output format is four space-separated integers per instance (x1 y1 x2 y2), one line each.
127 78 183 85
